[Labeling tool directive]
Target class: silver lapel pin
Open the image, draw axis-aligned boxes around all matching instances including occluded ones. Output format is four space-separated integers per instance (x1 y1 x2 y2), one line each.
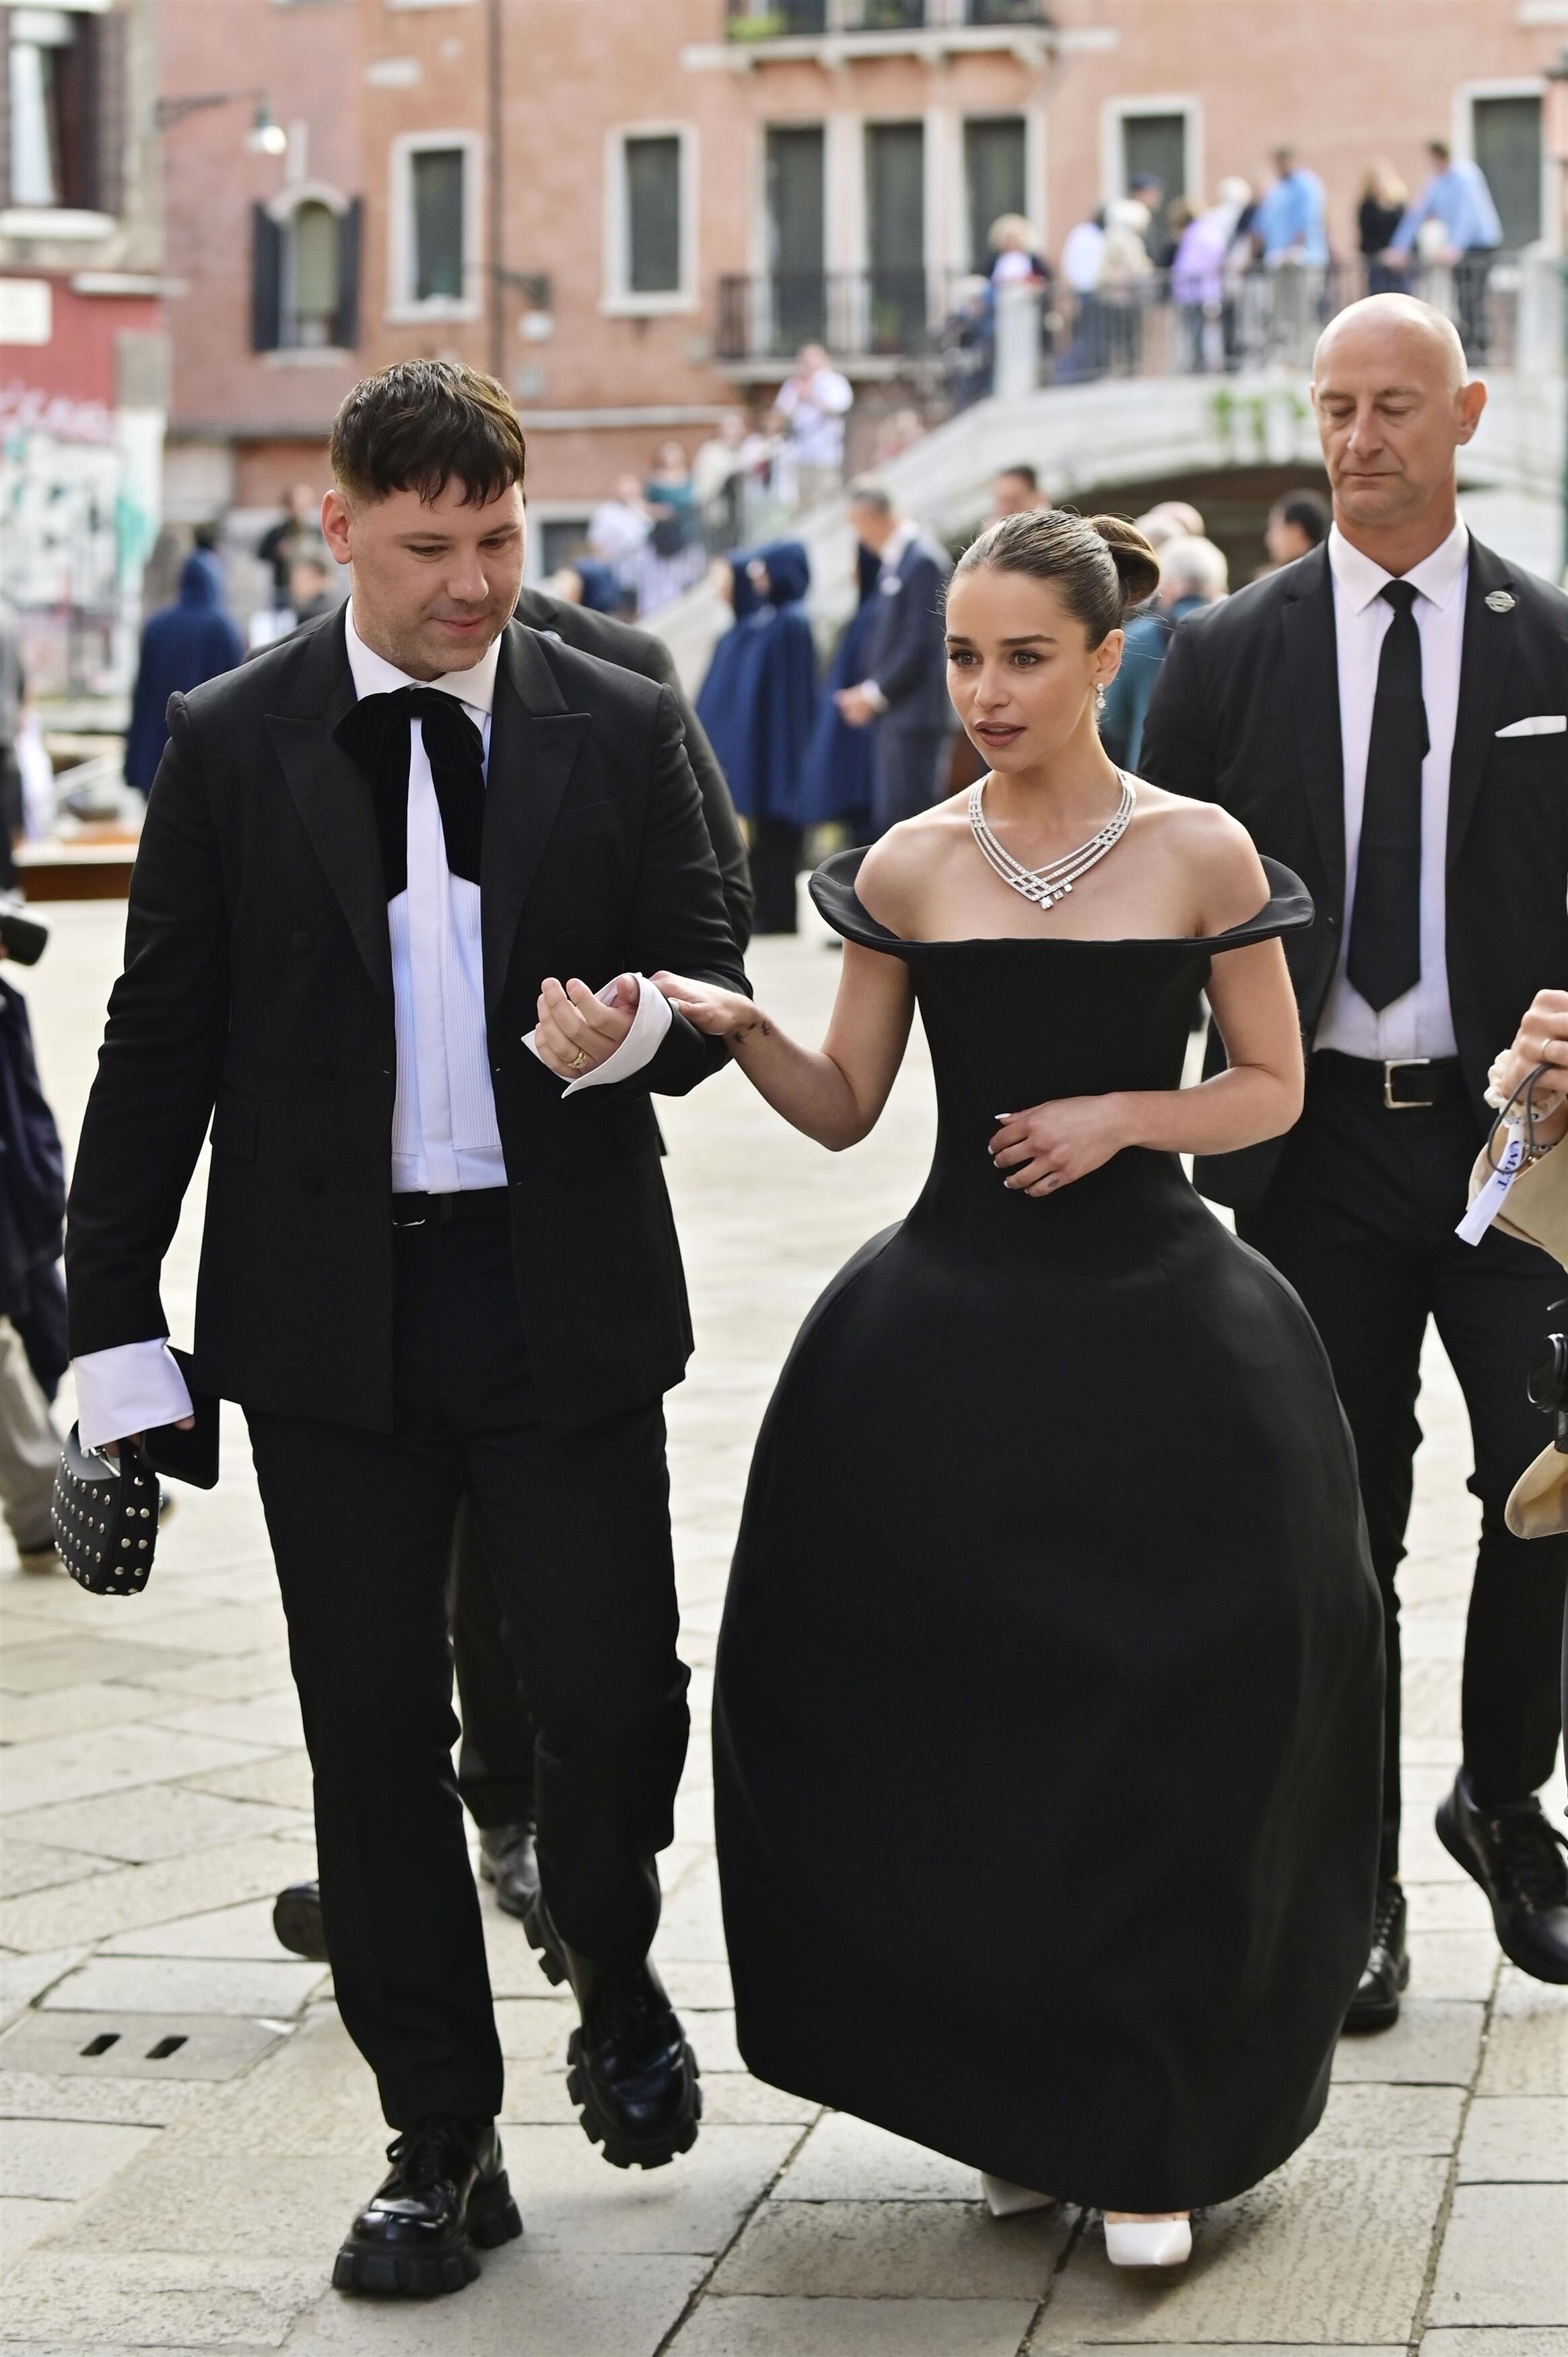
1485 590 1516 613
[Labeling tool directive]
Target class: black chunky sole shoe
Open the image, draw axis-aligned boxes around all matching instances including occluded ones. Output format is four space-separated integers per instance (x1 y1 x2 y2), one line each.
332 2170 522 2297
1343 1946 1408 2032
524 1900 702 2169
566 2022 702 2171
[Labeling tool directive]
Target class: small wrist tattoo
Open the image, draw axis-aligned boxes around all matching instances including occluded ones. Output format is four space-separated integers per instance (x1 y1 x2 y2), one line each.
736 1016 773 1045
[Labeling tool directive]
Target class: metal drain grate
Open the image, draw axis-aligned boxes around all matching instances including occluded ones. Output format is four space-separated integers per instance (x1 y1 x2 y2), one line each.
0 2012 288 2080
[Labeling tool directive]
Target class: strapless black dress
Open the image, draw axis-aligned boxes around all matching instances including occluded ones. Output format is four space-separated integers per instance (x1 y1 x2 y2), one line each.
712 849 1384 2214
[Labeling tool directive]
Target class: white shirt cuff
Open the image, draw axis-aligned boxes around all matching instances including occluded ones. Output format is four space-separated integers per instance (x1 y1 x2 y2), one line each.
73 1340 194 1454
522 975 673 1096
856 678 889 715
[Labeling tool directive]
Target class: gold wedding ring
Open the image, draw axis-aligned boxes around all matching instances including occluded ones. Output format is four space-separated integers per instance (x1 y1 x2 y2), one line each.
569 1049 589 1072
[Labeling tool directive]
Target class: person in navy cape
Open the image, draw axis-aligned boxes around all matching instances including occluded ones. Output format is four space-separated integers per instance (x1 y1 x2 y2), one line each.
124 554 245 795
695 542 817 933
798 540 883 844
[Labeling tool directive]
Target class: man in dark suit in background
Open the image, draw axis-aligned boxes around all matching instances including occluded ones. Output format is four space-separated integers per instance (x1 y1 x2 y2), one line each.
835 479 953 838
65 362 748 2298
1143 296 1568 2025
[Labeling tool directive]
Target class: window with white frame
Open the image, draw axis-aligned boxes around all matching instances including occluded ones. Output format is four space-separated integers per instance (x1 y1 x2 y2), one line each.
252 188 362 351
605 126 694 311
388 131 480 317
6 1 125 216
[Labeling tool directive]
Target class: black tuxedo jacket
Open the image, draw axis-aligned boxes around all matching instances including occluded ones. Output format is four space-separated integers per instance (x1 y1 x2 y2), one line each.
65 613 748 1434
1140 535 1568 1211
861 535 953 737
514 583 753 948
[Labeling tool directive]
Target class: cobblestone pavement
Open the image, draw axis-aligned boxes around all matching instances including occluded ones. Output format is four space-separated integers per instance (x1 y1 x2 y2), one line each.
3 900 1564 2356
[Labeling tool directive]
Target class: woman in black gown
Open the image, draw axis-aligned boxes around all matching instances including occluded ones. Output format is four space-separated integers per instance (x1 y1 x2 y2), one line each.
656 510 1382 2266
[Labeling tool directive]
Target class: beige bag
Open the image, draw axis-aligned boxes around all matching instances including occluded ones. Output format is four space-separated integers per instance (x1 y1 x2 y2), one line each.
1466 1071 1568 1536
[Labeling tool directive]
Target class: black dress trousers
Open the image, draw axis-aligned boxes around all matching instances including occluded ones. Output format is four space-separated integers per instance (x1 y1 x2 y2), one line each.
1238 1055 1568 1883
448 1500 539 1834
246 1210 689 2129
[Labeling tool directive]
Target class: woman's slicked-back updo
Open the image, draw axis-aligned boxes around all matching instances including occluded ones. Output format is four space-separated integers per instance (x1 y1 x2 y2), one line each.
951 510 1160 645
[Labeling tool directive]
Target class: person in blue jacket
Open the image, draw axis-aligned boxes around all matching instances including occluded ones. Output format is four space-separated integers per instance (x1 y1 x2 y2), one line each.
798 538 882 846
697 541 815 932
124 553 244 796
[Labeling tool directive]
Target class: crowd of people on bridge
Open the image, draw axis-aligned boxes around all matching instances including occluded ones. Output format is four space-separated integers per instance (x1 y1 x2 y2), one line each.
7 280 1567 2309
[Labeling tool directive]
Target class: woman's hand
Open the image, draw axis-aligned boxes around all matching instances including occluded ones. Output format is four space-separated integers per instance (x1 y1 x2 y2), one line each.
990 1095 1134 1197
651 971 769 1043
1491 989 1568 1110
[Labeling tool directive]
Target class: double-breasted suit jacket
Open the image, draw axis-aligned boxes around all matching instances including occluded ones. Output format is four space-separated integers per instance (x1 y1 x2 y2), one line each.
65 612 748 1434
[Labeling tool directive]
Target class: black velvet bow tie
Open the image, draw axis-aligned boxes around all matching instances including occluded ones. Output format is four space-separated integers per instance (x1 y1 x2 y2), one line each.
334 685 486 898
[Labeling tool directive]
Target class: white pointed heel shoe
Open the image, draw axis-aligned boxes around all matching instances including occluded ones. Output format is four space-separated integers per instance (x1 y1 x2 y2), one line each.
980 2173 1057 2219
1104 2214 1192 2267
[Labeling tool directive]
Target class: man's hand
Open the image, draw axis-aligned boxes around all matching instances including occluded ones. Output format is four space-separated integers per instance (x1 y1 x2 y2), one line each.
533 974 638 1081
989 1095 1136 1197
835 686 879 729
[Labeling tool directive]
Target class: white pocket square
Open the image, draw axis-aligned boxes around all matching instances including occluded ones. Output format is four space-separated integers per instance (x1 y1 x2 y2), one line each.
1495 715 1566 737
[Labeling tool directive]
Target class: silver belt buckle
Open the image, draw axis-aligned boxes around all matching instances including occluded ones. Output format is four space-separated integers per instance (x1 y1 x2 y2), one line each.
1384 1057 1431 1110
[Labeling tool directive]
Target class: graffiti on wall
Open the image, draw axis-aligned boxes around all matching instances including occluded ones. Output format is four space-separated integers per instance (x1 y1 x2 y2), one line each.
1 384 160 702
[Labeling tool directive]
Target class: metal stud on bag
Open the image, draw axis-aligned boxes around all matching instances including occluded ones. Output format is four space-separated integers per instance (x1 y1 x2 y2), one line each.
50 1426 159 1596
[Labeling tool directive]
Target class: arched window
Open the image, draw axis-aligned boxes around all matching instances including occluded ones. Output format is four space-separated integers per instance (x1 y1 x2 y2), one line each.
251 190 362 354
285 200 340 346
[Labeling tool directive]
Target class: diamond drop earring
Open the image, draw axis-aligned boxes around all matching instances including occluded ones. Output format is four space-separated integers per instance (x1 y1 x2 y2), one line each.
1094 682 1107 718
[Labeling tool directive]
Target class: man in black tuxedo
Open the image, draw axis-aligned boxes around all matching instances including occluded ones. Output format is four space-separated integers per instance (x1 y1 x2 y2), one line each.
65 362 748 2297
271 566 756 1956
835 480 953 837
1143 296 1568 2023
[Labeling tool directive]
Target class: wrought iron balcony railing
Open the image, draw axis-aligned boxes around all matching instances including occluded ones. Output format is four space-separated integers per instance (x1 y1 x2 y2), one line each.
723 1 1050 35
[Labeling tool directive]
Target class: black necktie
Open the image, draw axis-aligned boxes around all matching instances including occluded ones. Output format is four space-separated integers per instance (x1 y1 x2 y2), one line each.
333 686 485 899
1345 578 1428 1012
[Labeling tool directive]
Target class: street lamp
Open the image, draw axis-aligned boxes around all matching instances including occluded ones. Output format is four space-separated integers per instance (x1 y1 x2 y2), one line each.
154 89 287 156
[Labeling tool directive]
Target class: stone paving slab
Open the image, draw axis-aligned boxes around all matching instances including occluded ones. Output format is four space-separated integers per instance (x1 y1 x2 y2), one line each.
281 2253 710 2356
710 2198 1070 2298
1329 2000 1487 2085
1427 2183 1568 2325
1457 2096 1568 2181
1042 2153 1451 2342
669 2298 1042 2356
1 2115 161 2201
9 1787 306 1865
40 1954 329 2017
1478 1973 1568 2099
0 2069 195 2126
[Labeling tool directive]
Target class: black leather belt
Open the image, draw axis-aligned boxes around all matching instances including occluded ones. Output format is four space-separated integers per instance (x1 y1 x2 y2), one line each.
392 1188 511 1228
1314 1051 1468 1110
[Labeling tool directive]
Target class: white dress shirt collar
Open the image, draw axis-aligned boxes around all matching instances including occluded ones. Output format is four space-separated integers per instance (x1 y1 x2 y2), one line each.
1327 518 1469 618
343 600 502 717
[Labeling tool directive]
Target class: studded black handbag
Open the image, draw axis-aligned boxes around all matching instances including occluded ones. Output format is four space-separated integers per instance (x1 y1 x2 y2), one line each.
51 1426 161 1595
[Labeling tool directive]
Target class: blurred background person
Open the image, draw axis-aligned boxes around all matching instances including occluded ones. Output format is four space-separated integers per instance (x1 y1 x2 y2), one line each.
123 552 244 799
1359 160 1410 294
288 550 338 629
1172 181 1251 373
0 601 23 894
1058 204 1107 381
1129 169 1175 267
636 440 704 616
798 538 883 855
834 482 951 838
990 462 1050 521
940 275 996 411
987 211 1048 292
691 411 753 554
1099 531 1229 772
541 558 624 615
1254 145 1329 363
1386 141 1503 363
1264 489 1331 568
0 929 67 1574
1136 500 1206 547
695 544 814 933
253 482 319 646
1099 197 1155 375
587 472 651 609
776 343 853 514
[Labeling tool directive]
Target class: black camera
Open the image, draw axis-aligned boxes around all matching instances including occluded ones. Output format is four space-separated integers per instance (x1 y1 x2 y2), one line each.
0 905 48 966
1526 1298 1568 1455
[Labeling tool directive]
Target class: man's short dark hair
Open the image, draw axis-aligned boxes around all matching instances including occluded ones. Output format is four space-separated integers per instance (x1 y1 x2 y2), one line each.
1273 490 1330 546
999 463 1039 491
1428 139 1451 162
846 478 894 517
329 360 526 507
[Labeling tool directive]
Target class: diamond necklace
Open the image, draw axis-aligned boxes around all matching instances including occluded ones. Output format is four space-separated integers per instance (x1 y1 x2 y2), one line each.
967 770 1136 910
